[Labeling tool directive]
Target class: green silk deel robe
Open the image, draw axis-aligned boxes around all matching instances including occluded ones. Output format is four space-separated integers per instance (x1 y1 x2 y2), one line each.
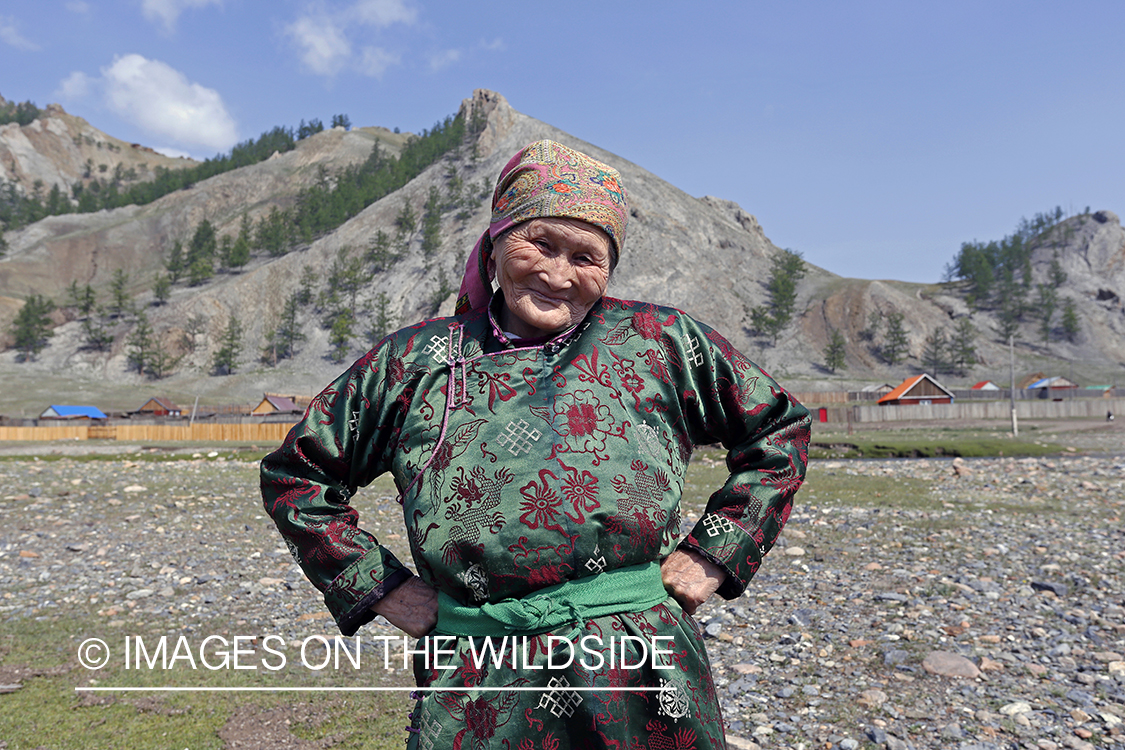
261 295 810 750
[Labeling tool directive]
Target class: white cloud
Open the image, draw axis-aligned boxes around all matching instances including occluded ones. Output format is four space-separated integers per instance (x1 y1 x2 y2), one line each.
0 16 39 51
360 47 399 78
349 0 415 26
285 13 353 76
102 54 238 151
285 0 415 78
56 71 94 100
66 1 91 13
141 0 222 33
428 49 460 72
480 37 504 52
153 146 193 159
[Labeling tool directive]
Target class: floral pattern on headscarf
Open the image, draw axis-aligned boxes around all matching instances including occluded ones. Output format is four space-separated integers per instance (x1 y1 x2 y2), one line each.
456 140 629 316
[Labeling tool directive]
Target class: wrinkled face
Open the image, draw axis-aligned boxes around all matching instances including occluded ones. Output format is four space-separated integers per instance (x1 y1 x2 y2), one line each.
490 217 612 339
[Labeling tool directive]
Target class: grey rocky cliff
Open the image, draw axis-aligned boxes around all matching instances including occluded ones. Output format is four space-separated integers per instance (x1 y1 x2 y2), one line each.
0 90 1122 411
0 102 194 195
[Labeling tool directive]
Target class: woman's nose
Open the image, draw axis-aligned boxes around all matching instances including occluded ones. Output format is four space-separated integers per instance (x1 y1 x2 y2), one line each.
537 254 575 289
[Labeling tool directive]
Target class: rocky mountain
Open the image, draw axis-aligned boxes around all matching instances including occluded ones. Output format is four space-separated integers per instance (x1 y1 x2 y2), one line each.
0 90 1122 414
0 94 195 197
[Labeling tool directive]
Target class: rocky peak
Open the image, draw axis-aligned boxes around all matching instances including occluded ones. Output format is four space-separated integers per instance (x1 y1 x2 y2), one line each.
459 89 517 160
0 102 196 198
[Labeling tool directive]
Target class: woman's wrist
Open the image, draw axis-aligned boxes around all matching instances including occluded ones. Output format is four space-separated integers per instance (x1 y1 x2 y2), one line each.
660 548 725 615
370 576 439 638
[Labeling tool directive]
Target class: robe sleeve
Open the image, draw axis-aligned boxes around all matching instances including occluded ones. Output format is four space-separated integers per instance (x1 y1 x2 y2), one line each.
671 314 811 600
259 336 415 636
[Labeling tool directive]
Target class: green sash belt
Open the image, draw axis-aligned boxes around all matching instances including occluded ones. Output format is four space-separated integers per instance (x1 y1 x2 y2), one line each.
435 561 668 637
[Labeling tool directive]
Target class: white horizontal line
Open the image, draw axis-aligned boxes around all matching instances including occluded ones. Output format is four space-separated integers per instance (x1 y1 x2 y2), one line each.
74 686 668 693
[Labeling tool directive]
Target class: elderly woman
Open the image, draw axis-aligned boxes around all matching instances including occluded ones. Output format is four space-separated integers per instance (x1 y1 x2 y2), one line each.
261 140 810 748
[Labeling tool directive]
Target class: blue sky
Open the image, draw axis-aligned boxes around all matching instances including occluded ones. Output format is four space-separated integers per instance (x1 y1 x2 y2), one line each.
2 1 1123 283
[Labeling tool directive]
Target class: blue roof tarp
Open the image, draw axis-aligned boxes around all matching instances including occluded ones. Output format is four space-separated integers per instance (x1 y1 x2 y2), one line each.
40 405 108 419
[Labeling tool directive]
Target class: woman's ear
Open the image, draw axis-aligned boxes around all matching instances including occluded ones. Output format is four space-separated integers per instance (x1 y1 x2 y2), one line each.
485 246 497 281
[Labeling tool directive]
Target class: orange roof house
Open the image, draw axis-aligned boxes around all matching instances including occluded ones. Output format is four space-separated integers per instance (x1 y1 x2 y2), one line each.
251 394 302 416
970 380 1000 391
878 374 955 406
136 397 181 416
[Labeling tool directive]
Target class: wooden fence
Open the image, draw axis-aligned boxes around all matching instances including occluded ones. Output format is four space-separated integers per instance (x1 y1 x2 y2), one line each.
852 397 1125 423
791 391 850 405
0 422 297 443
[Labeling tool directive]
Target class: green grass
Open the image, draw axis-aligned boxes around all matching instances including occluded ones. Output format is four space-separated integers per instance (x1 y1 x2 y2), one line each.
0 442 271 463
0 615 412 749
800 469 937 510
808 427 1064 459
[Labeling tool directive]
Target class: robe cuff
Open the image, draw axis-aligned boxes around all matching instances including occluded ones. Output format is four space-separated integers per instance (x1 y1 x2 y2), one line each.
681 512 764 600
323 552 412 636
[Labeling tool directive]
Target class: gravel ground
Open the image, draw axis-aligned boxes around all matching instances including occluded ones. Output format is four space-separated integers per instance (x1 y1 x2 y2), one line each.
1 441 1123 750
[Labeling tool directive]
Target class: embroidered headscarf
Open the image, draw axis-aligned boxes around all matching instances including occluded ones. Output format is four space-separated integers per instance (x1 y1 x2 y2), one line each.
455 140 628 316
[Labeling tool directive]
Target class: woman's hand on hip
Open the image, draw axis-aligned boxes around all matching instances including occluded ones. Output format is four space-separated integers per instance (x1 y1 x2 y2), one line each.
661 548 725 615
370 577 439 638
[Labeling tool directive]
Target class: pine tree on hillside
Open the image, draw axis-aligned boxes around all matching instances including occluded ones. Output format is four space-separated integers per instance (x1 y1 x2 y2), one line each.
395 202 416 236
298 118 325 139
950 318 978 374
108 269 132 318
749 249 806 345
329 247 369 310
881 312 909 365
217 234 234 271
255 207 289 257
367 292 394 344
67 281 97 318
152 274 172 306
262 293 306 365
180 313 208 353
1036 283 1058 344
187 219 217 285
126 311 156 374
82 311 114 352
1061 299 1080 342
421 187 443 259
823 327 847 373
921 328 949 374
994 303 1022 343
212 315 243 375
11 294 55 361
166 240 185 283
859 309 880 341
228 214 252 272
1049 251 1068 288
367 230 400 273
146 340 180 379
328 311 354 363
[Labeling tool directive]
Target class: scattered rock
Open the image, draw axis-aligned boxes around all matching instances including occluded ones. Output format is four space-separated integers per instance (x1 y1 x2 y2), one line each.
999 701 1032 716
922 651 981 678
858 689 887 708
1031 580 1069 597
3 451 1124 750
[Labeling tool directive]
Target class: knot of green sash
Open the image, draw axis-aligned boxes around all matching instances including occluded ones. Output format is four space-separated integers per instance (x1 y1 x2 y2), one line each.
434 561 669 637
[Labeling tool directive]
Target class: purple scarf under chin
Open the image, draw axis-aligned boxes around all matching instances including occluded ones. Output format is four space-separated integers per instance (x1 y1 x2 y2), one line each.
455 140 628 316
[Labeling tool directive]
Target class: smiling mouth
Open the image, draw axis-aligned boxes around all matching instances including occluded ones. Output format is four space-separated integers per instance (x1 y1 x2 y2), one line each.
527 290 570 307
